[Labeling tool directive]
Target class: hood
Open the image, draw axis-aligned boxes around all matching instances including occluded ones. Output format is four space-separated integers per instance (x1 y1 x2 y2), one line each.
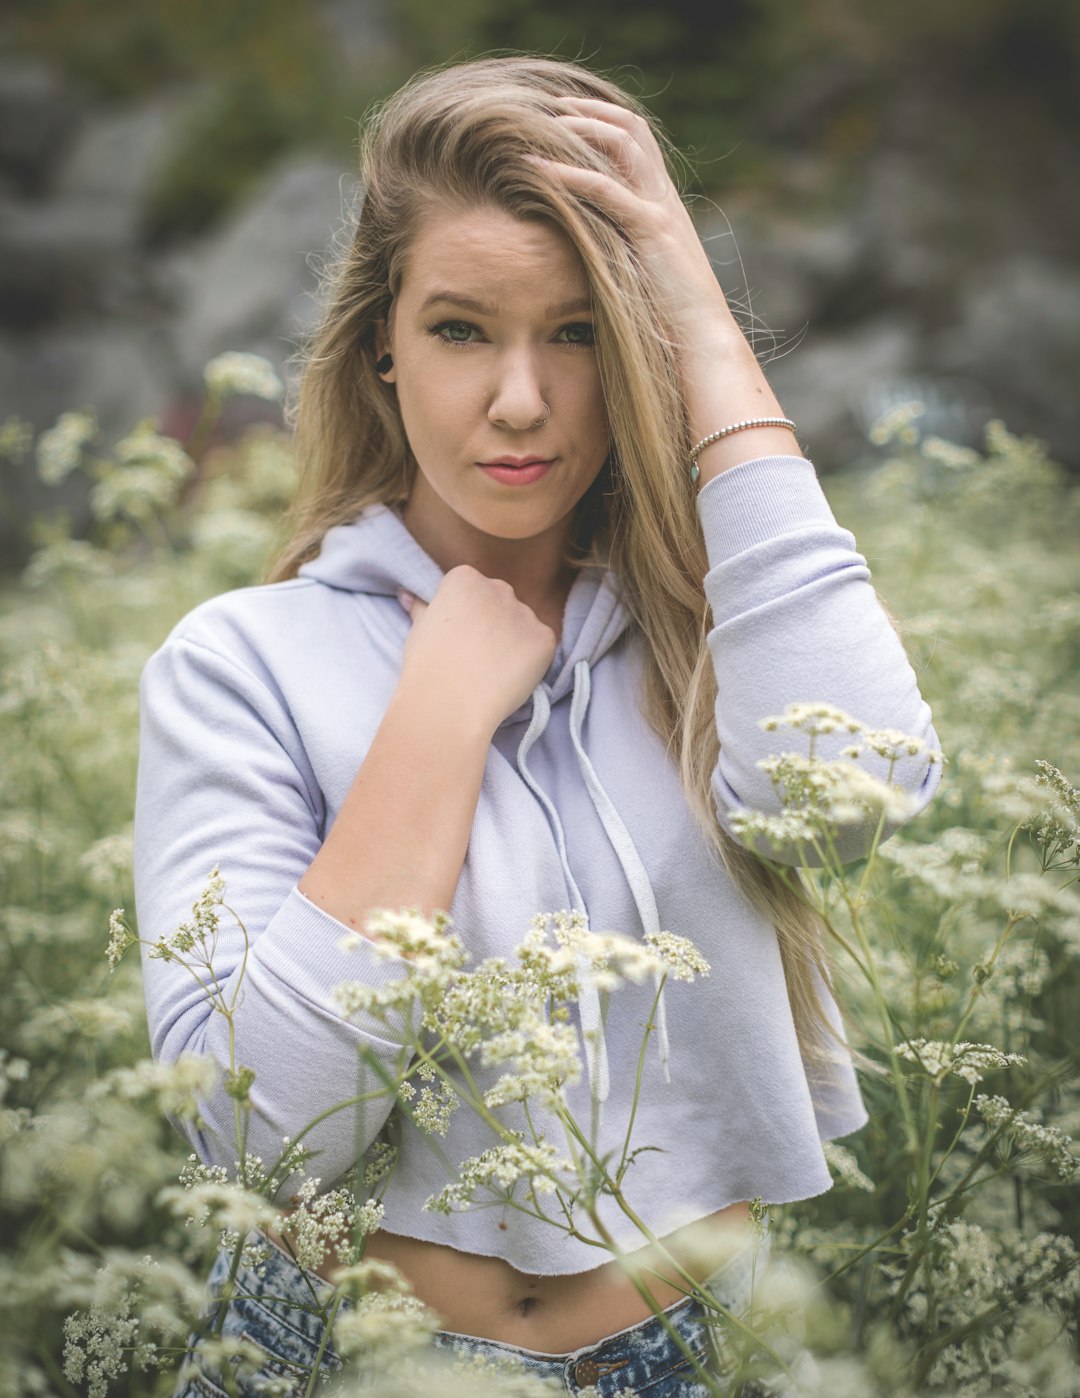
299 504 632 707
300 503 669 1108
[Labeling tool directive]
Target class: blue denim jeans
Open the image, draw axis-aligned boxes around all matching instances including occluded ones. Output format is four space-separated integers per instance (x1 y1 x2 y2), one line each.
175 1229 770 1397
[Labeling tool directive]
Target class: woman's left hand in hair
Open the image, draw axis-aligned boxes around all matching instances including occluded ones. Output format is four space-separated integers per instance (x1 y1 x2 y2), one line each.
534 96 736 356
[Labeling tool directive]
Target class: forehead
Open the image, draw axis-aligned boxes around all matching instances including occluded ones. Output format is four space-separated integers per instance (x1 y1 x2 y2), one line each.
396 204 589 310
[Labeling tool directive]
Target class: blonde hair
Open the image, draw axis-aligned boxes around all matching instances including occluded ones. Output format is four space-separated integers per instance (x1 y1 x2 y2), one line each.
271 55 857 1076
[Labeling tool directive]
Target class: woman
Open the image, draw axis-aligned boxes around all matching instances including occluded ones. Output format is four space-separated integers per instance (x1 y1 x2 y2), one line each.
135 55 941 1396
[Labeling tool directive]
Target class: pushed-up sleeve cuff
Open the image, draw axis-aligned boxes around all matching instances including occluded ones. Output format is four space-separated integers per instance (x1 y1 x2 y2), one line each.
252 886 419 1046
696 456 840 568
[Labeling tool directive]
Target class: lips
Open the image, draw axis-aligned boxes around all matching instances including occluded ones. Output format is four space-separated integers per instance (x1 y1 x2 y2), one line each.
476 456 555 487
478 455 553 468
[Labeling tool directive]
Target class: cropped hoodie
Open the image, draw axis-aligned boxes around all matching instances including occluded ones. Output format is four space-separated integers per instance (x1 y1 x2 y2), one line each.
135 454 941 1274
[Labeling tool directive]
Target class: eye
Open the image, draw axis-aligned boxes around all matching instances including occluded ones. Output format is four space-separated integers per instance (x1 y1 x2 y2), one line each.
556 322 596 347
430 320 482 345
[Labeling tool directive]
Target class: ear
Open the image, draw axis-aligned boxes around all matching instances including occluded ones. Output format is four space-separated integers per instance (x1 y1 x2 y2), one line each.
374 320 397 382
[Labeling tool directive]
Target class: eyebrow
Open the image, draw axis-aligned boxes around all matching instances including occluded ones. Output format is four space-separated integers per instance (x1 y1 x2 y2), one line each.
418 291 593 318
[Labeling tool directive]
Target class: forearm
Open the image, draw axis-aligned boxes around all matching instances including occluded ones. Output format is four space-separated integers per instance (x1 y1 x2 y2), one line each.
677 294 805 483
299 681 492 932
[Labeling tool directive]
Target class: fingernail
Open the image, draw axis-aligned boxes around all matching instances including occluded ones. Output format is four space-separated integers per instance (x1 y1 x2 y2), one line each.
396 588 415 614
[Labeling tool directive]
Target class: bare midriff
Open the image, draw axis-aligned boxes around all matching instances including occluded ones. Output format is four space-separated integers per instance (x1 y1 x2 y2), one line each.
300 1198 752 1352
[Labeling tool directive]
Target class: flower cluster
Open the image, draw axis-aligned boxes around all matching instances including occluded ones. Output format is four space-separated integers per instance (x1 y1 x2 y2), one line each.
92 1053 220 1121
203 351 285 402
974 1095 1080 1181
894 1039 1027 1086
399 1061 459 1135
276 1178 383 1272
425 1137 573 1215
1024 760 1080 868
36 410 98 485
146 867 227 965
62 1255 196 1398
90 422 194 525
822 1140 876 1193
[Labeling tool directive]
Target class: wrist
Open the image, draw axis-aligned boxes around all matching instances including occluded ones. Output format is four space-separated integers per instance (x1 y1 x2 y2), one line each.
390 675 497 752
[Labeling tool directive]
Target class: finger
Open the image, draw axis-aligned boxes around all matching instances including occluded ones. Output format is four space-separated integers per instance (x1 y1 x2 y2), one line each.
555 96 649 143
557 115 643 179
525 154 643 223
397 588 424 620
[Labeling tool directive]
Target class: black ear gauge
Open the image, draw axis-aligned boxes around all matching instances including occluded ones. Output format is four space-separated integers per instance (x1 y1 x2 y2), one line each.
375 353 393 375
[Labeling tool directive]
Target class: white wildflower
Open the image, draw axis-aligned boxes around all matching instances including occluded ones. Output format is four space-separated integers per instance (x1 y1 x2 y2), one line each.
822 1140 876 1193
62 1255 192 1398
79 828 133 893
361 1139 398 1188
22 539 113 588
331 1290 439 1364
21 998 134 1050
159 1179 279 1238
410 1073 459 1137
426 1137 572 1214
895 1038 1026 1085
760 702 866 737
0 415 33 462
1024 761 1080 867
867 399 926 447
190 507 275 584
643 930 711 982
105 909 134 971
974 1095 1080 1180
90 422 193 524
37 411 97 485
759 752 915 828
94 1053 219 1120
329 1256 410 1298
277 1178 360 1272
203 352 284 402
148 867 227 965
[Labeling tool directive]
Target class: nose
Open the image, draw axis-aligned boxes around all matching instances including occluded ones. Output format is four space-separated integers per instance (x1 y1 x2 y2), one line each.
487 349 548 431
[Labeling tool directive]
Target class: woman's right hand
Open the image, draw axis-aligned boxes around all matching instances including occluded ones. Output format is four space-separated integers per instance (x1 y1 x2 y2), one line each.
397 565 557 736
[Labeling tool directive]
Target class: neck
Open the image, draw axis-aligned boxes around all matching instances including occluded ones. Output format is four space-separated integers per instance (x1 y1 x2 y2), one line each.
402 494 577 637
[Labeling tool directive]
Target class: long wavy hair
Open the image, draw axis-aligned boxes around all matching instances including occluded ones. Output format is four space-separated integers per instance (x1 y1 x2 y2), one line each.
270 54 859 1077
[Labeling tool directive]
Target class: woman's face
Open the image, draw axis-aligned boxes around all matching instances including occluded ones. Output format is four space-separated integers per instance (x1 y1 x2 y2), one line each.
381 203 610 565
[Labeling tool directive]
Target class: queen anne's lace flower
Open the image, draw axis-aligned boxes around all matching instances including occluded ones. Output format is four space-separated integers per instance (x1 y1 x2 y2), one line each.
37 411 97 485
1023 761 1080 868
93 1053 219 1120
425 1137 572 1215
974 1094 1080 1180
895 1039 1026 1085
203 352 285 402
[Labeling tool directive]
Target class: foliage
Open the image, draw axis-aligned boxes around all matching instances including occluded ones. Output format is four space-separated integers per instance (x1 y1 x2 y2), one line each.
8 0 361 240
1 374 1079 1395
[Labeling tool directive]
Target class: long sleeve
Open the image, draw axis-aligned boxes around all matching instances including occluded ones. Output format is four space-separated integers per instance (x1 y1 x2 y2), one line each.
698 455 941 862
134 628 415 1190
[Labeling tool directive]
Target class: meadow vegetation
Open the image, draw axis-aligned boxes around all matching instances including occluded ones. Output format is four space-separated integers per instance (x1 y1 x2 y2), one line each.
0 366 1078 1395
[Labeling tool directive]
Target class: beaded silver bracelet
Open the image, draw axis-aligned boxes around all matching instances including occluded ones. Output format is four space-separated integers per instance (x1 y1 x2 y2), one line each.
689 417 798 483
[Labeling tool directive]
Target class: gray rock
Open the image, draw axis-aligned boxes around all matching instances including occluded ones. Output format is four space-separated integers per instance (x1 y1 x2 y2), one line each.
55 90 200 214
0 193 138 324
0 321 179 568
935 257 1080 466
0 57 81 195
765 318 920 467
168 155 361 382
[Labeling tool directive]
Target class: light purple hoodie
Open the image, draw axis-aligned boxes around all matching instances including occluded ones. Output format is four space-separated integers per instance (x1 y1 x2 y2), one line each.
135 454 940 1273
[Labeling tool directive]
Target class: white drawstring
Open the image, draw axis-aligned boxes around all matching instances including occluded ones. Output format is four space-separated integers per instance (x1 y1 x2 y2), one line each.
516 688 610 1103
568 661 671 1083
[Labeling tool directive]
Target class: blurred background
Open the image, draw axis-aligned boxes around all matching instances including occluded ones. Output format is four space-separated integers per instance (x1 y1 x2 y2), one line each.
2 0 1078 568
